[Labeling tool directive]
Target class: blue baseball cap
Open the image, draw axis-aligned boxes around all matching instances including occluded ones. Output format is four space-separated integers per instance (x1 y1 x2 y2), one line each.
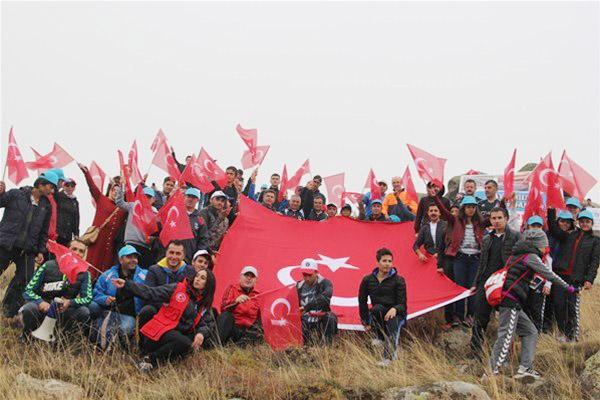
389 215 401 223
142 187 155 197
460 196 478 207
527 215 544 226
371 199 383 205
118 245 139 258
39 171 59 187
557 211 574 221
185 188 201 199
46 168 65 182
566 197 582 209
578 210 594 221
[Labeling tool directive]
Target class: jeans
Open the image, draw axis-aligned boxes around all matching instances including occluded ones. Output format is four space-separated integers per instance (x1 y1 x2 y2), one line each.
88 301 136 350
453 252 479 320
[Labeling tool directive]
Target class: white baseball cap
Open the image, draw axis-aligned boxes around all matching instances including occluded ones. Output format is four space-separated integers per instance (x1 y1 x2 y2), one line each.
193 249 210 261
240 266 258 277
300 258 318 274
211 190 227 199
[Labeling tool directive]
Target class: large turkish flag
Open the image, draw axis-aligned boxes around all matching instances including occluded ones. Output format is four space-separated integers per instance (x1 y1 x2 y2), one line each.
213 196 471 330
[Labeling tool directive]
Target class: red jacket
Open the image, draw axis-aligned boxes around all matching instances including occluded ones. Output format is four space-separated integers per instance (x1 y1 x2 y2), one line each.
433 196 485 257
220 284 260 328
141 281 203 341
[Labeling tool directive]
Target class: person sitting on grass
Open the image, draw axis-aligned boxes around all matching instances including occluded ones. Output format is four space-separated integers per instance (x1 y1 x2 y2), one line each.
112 268 216 372
358 247 407 367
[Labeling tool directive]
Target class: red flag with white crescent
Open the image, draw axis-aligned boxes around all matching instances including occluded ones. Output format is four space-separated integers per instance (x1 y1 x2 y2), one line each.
236 124 258 151
131 185 158 243
558 151 597 202
150 128 167 152
528 153 565 209
6 127 29 184
522 166 546 229
278 164 288 202
406 144 446 187
214 197 471 330
286 159 311 190
341 191 363 207
157 190 194 246
26 143 74 173
260 284 303 351
197 147 228 190
502 149 517 200
241 145 270 170
324 173 345 208
89 161 106 193
118 150 134 201
401 167 419 205
47 240 90 284
151 140 181 181
364 169 381 200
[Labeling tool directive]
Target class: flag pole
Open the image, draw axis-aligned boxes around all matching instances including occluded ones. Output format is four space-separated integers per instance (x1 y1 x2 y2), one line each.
222 283 295 310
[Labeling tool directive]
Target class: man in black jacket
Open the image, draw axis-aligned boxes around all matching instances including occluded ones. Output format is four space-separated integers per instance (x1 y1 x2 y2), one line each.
359 248 407 366
548 209 600 341
413 203 447 262
296 259 337 345
306 195 328 221
55 178 80 247
0 175 56 318
469 207 521 356
414 182 452 235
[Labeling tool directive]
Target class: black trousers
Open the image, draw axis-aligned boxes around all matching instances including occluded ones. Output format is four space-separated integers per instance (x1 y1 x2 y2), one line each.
441 255 458 323
525 290 546 333
216 311 263 346
21 301 90 335
369 304 404 360
0 247 37 317
553 276 579 340
142 330 195 364
470 287 493 355
301 312 338 345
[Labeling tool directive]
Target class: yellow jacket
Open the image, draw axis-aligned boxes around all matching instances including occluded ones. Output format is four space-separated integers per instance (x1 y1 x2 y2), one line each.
382 192 418 216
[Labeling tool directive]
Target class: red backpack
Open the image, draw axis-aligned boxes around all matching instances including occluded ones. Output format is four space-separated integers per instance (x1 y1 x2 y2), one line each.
484 254 529 307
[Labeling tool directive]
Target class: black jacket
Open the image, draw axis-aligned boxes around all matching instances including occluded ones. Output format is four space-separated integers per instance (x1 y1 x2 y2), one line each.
501 241 569 309
413 220 447 255
125 280 216 338
143 261 196 307
473 227 521 287
55 191 80 241
307 210 328 221
300 187 320 218
0 187 51 253
414 185 451 234
296 276 333 312
549 222 600 285
23 260 92 305
358 267 407 324
281 208 305 220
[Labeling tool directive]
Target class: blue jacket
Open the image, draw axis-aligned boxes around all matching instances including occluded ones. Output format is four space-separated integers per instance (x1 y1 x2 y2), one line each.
92 265 147 314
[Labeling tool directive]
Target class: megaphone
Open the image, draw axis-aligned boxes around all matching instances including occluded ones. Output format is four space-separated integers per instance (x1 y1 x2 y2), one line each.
31 298 63 342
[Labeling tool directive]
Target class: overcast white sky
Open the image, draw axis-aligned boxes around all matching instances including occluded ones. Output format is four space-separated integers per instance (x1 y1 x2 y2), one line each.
1 1 598 226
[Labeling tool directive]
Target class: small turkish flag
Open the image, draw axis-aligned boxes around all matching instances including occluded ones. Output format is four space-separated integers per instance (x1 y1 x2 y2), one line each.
278 164 288 202
241 145 270 170
528 153 565 209
128 140 144 186
522 167 546 229
236 124 258 151
401 167 419 205
558 150 597 202
324 173 345 208
150 128 167 152
197 147 228 190
118 150 134 201
151 139 181 181
47 240 90 284
157 190 194 247
407 144 446 187
364 169 381 200
286 159 311 190
341 191 363 207
26 143 74 173
6 127 29 185
502 149 517 200
260 284 303 351
131 185 158 243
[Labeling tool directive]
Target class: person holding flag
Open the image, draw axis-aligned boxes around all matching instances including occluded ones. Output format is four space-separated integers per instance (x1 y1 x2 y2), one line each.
217 266 263 346
112 268 216 372
153 176 176 210
296 259 338 345
20 238 92 341
0 172 57 319
358 248 407 367
115 185 158 268
382 176 417 221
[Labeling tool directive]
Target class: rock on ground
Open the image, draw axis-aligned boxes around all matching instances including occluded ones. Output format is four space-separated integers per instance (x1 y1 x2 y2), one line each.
382 381 491 400
16 372 84 400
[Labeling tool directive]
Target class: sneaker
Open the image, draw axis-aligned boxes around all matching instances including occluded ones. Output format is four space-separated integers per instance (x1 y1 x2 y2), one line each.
376 358 392 367
513 366 541 383
136 356 154 373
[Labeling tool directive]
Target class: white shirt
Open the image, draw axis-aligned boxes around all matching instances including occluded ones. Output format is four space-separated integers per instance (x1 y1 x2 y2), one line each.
429 221 438 246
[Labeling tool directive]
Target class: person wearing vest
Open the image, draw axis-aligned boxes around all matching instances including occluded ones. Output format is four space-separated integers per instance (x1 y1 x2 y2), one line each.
469 207 520 357
112 268 216 372
547 209 600 341
21 238 92 340
358 248 407 367
137 240 196 334
217 266 263 346
296 259 338 345
89 245 147 349
488 229 575 381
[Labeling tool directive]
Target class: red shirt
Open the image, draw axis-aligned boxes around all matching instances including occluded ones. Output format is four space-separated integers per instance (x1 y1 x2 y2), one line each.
220 284 260 328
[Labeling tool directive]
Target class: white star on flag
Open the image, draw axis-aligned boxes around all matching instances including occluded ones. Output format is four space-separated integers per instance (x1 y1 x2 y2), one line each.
316 254 359 272
169 221 177 228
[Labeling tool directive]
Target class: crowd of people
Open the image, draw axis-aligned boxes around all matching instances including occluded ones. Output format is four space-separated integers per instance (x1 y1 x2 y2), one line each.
0 156 598 380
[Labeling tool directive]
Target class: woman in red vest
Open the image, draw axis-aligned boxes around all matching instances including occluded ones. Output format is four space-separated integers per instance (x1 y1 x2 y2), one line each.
78 163 126 278
112 269 216 372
